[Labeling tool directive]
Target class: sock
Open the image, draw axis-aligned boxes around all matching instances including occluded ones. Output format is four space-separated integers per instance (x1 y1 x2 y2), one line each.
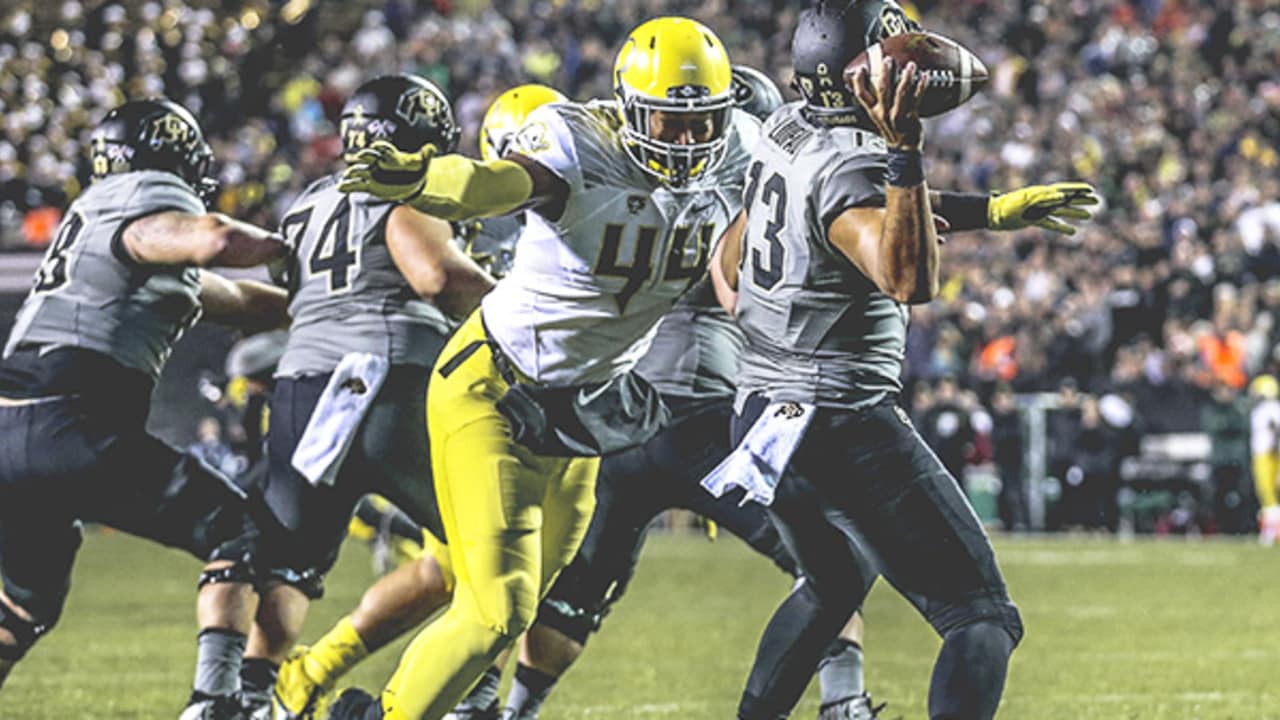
504 664 558 719
193 628 247 698
454 665 502 711
817 638 865 705
303 616 369 686
240 657 279 696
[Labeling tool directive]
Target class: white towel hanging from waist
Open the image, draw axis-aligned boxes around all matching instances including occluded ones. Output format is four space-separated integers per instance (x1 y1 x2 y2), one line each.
292 352 390 487
701 401 815 507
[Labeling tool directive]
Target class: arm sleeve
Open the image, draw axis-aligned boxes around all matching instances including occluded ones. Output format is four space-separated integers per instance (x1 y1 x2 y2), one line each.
409 156 534 221
407 105 578 221
813 155 887 234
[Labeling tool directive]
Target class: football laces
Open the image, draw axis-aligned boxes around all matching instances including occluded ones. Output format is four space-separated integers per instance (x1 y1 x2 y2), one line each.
919 69 957 87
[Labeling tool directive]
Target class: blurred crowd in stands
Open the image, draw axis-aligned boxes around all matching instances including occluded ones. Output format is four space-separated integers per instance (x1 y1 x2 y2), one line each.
1 0 1279 533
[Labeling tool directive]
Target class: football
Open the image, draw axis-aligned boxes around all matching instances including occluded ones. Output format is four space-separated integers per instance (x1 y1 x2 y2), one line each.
843 31 988 117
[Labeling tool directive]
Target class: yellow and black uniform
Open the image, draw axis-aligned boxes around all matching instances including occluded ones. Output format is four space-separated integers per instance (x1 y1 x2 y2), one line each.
337 17 752 720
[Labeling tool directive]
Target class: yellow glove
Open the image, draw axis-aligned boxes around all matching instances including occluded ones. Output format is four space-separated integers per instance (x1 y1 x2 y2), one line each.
987 182 1100 235
339 141 437 201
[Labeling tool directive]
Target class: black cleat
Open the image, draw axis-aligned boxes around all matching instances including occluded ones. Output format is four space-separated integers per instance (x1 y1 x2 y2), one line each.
324 688 381 720
817 693 889 720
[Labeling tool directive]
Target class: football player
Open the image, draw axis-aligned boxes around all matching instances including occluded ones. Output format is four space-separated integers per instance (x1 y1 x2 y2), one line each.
270 83 569 720
0 98 288 708
196 74 494 720
330 17 756 720
448 64 875 720
708 2 1096 719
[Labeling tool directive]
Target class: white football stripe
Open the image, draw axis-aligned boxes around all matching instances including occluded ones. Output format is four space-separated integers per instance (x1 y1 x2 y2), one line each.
959 50 973 102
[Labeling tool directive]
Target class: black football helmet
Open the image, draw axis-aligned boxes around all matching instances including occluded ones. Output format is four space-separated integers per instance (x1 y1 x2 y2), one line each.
89 98 218 203
731 65 785 122
340 74 460 161
792 0 921 126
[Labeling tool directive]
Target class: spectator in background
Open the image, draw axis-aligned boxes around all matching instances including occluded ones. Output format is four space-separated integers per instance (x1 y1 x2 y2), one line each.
1201 381 1252 534
1249 374 1280 545
922 375 975 483
1061 396 1121 531
990 383 1028 532
1046 378 1083 520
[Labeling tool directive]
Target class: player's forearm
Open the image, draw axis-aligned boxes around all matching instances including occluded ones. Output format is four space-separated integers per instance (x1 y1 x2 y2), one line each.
199 272 290 331
437 250 497 319
204 215 289 268
408 156 534 221
709 216 743 315
126 212 285 268
881 172 938 305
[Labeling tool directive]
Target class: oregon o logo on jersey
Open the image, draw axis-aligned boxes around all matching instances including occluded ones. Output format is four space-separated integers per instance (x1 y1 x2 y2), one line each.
514 121 552 155
397 88 447 129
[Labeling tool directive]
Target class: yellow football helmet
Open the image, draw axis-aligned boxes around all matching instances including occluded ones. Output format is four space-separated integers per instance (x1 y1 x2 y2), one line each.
1251 374 1279 400
480 84 568 162
613 17 733 186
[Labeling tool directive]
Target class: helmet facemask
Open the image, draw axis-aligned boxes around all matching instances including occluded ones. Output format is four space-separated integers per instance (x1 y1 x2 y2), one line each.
617 88 732 187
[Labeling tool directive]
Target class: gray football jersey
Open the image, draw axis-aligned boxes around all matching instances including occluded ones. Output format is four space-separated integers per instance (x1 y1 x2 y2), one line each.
735 102 907 409
3 171 205 379
275 175 452 377
633 278 742 402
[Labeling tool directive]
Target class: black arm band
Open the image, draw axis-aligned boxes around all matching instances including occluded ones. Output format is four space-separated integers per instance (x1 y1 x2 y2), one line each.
885 148 924 188
935 192 991 232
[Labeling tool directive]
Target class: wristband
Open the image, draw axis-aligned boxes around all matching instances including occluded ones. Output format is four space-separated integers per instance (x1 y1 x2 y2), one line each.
886 148 924 188
935 192 990 232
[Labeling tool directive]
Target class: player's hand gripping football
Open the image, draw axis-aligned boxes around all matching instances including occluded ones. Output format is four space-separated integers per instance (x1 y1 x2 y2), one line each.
850 57 928 151
339 141 438 201
988 182 1101 235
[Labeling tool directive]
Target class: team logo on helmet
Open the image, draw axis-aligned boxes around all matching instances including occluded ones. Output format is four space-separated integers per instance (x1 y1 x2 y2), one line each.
147 113 195 149
880 6 911 37
396 87 447 129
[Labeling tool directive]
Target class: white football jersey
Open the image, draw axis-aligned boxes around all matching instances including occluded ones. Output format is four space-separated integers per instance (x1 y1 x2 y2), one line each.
481 101 759 385
1253 399 1280 455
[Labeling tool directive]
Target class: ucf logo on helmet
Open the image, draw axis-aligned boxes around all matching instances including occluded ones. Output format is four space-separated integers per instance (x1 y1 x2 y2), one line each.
397 88 446 128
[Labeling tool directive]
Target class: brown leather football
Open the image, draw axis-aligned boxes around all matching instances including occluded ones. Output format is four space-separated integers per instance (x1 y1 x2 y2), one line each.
843 32 988 118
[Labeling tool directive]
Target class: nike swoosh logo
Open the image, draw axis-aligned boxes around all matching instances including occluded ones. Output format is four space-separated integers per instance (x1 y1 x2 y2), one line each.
689 201 716 214
576 383 612 406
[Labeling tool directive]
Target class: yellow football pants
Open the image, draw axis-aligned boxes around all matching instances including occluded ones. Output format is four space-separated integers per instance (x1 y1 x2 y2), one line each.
1254 451 1279 509
381 310 598 720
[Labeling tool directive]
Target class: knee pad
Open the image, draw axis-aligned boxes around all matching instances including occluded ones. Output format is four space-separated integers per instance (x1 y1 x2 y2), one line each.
197 562 256 590
535 595 598 646
927 591 1024 648
200 533 260 590
0 602 50 662
259 566 326 600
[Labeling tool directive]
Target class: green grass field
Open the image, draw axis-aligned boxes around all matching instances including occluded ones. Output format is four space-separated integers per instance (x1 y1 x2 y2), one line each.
3 531 1278 719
